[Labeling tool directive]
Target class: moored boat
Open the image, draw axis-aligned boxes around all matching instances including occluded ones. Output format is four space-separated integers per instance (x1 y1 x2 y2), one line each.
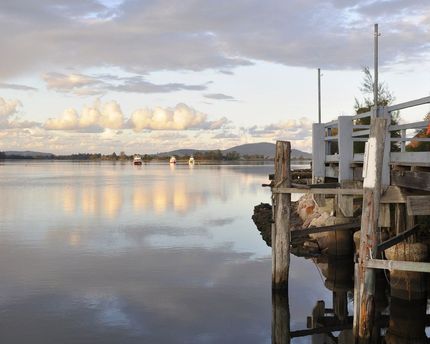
169 156 177 164
188 156 195 165
133 155 143 165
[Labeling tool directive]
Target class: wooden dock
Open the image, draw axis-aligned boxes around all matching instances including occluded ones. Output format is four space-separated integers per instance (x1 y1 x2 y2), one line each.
270 96 430 343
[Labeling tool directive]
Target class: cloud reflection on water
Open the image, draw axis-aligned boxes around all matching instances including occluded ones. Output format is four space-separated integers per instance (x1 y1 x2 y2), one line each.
0 161 321 343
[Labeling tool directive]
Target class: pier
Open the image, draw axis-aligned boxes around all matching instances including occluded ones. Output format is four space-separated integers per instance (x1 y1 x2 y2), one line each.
269 95 430 343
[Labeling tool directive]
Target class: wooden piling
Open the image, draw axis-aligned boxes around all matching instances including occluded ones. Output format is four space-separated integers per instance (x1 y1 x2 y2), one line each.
272 291 290 344
357 115 389 341
272 141 291 290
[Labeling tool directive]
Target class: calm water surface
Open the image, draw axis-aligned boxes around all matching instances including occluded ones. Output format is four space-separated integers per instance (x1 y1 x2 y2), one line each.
0 161 331 343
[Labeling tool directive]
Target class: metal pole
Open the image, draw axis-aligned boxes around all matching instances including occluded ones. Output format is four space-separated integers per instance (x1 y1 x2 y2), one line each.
374 24 379 114
318 68 321 123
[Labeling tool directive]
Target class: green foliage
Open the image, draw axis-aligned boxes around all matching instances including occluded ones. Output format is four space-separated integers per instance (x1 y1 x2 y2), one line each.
225 151 240 160
353 66 400 153
354 67 395 111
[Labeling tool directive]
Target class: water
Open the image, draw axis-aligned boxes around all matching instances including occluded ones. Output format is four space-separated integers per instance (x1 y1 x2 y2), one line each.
0 160 331 343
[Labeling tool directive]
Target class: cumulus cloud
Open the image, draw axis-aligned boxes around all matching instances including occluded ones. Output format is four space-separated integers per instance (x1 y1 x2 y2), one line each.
0 98 21 118
44 100 124 131
42 72 208 95
0 97 39 129
130 103 228 131
44 101 228 132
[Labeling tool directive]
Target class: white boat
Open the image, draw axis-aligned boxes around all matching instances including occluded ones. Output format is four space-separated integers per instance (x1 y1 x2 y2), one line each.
133 155 143 165
188 156 195 165
169 156 177 164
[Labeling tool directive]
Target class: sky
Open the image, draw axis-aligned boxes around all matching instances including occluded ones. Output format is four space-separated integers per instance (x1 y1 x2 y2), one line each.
0 0 430 154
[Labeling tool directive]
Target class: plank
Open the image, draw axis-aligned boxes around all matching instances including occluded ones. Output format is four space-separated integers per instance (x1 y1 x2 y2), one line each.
376 224 420 254
391 170 430 191
378 203 390 227
389 120 429 131
365 259 430 273
308 182 340 188
290 221 360 239
290 323 352 338
380 186 406 204
325 154 339 163
291 183 309 189
272 187 363 195
394 204 406 235
325 165 338 178
391 152 430 166
386 96 430 112
338 181 358 217
406 196 430 215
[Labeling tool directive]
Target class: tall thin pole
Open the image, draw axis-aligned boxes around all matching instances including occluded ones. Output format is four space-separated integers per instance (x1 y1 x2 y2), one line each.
374 24 379 114
318 68 321 123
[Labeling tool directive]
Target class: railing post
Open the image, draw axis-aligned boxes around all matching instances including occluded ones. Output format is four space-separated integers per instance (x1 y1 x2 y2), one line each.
338 116 354 181
312 123 325 184
338 116 354 216
400 129 406 152
381 108 391 188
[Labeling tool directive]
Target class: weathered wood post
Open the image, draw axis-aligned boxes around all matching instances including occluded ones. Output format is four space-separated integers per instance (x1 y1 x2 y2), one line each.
272 141 291 290
312 123 326 207
312 123 325 184
356 111 390 342
272 291 290 344
338 116 354 217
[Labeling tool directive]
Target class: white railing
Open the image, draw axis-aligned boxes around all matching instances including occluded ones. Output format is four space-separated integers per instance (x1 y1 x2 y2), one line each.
312 96 430 183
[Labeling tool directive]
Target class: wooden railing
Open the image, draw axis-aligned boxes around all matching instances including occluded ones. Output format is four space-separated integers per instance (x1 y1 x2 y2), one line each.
312 96 430 184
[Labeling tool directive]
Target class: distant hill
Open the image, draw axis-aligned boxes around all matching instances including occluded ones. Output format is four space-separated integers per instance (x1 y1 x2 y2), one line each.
223 142 275 156
161 142 311 159
224 142 311 159
5 151 55 158
157 149 199 157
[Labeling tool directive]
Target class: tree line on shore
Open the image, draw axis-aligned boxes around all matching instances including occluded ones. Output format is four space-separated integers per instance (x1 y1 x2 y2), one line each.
0 150 301 161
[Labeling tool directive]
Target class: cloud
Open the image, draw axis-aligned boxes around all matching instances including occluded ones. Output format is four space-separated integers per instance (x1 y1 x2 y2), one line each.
245 117 312 139
204 93 237 101
1 0 430 78
0 97 40 129
0 82 37 91
43 72 100 92
212 131 240 139
43 72 208 95
44 100 124 131
105 76 207 93
227 117 314 151
0 97 21 118
44 100 228 132
130 103 228 131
